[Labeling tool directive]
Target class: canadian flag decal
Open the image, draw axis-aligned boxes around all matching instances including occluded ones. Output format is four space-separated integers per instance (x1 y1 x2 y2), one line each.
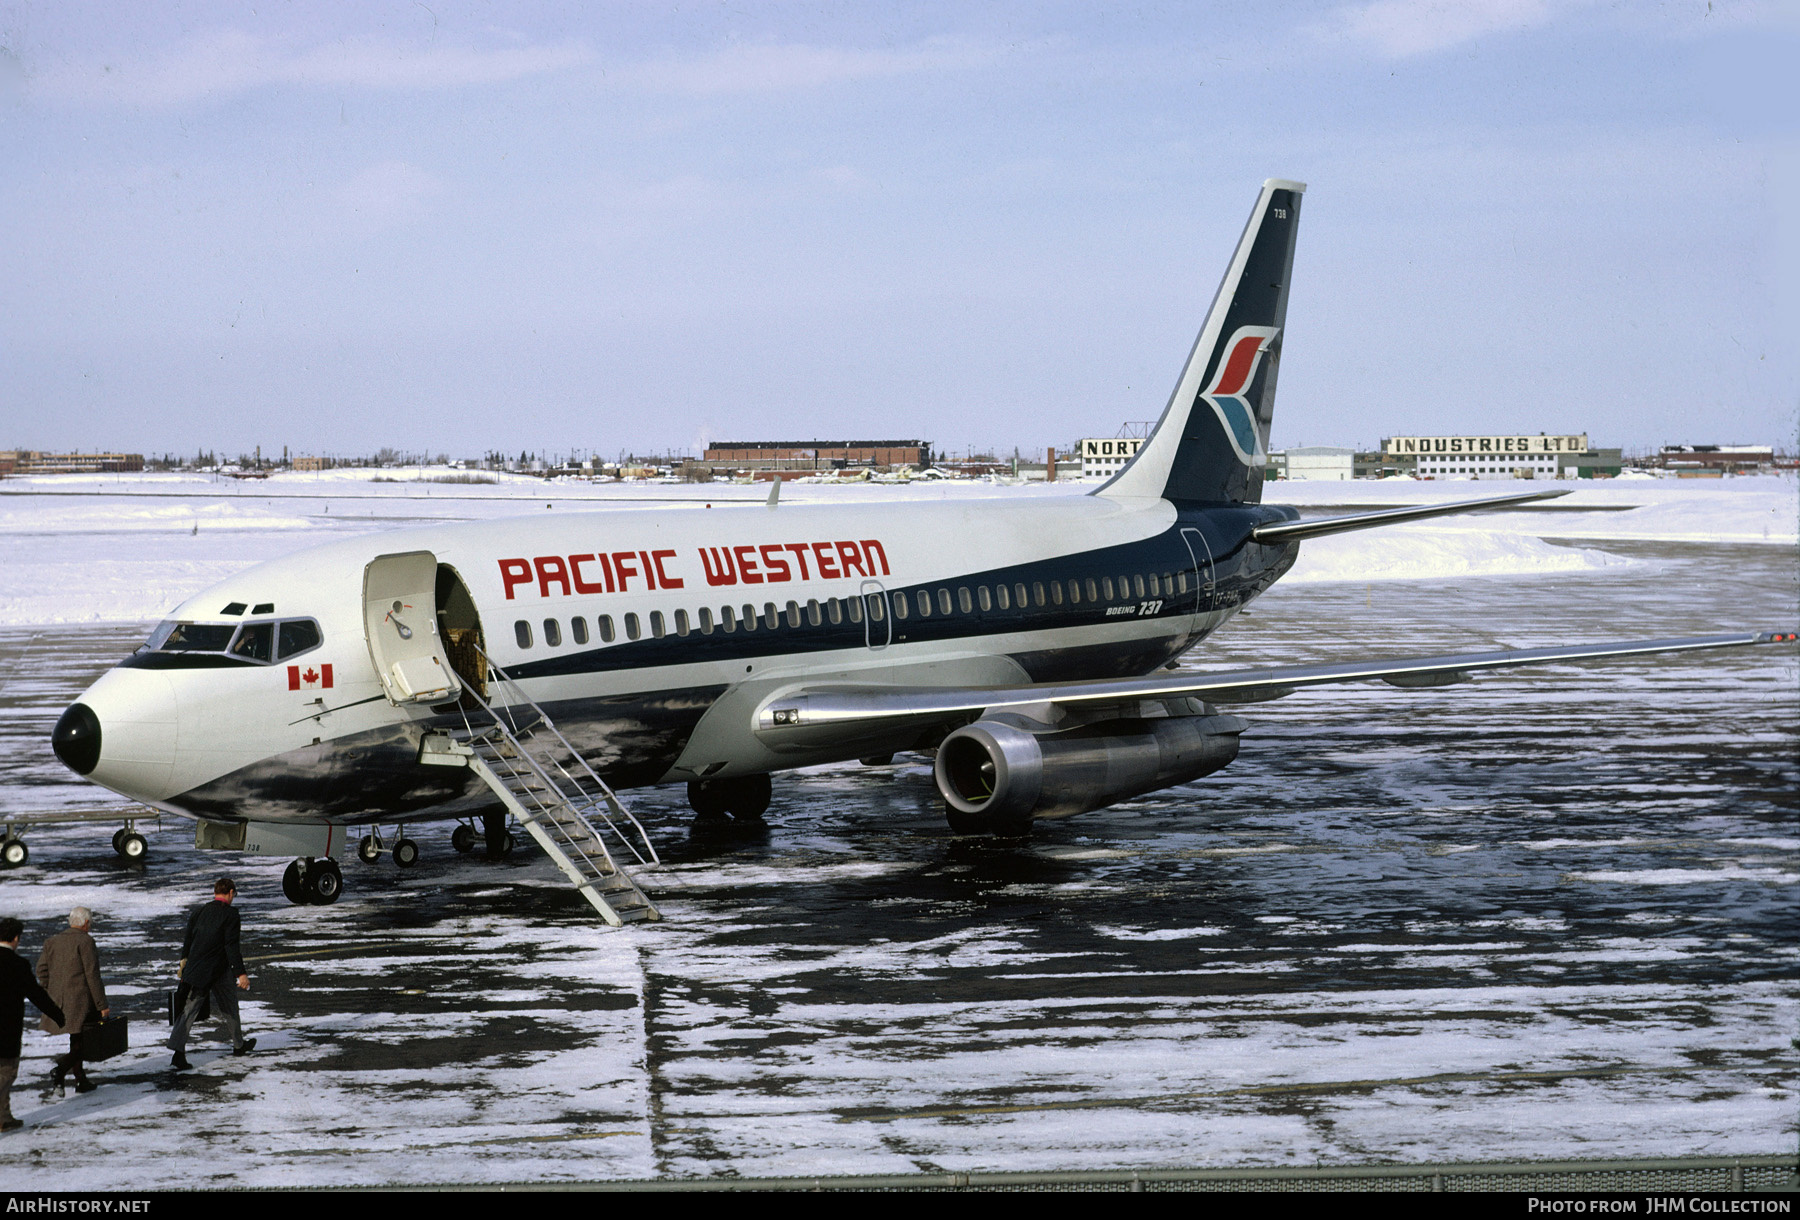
287 663 334 691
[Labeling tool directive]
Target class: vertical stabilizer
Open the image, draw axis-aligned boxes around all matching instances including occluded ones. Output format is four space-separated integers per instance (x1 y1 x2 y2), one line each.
1099 179 1304 504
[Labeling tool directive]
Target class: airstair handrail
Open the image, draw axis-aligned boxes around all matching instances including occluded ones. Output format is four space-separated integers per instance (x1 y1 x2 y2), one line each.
463 645 661 867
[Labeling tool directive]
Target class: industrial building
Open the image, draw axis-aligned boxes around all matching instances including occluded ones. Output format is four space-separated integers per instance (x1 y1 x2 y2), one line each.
1371 434 1621 479
0 450 145 475
694 440 932 477
1078 436 1144 480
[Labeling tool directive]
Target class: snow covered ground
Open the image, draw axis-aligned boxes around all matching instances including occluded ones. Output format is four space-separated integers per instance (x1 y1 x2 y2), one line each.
0 472 1792 1186
0 470 1792 623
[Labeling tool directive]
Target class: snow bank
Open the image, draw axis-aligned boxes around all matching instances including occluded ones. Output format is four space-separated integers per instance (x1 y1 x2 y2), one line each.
1284 527 1630 584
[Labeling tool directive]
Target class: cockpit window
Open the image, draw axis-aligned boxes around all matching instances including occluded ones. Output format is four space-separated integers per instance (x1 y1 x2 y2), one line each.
159 623 237 652
277 619 323 660
229 623 274 663
137 618 322 665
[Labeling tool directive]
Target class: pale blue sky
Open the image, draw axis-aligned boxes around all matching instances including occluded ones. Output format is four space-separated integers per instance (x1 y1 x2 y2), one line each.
2 1 1793 460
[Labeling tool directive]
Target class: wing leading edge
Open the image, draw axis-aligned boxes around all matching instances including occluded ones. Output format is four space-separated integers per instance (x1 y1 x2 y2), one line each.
754 631 1799 744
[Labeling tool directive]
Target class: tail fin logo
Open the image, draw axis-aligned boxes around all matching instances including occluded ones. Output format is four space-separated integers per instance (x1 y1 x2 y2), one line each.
1200 325 1280 464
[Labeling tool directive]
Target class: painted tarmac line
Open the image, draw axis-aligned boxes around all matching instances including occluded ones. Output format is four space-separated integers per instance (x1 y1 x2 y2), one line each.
830 1063 1789 1123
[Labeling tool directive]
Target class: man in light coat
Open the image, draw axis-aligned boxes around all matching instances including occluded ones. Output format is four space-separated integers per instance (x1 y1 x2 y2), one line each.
0 917 64 1131
35 907 109 1093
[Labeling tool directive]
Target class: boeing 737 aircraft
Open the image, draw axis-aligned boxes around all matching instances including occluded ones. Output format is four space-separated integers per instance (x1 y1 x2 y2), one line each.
47 179 1797 922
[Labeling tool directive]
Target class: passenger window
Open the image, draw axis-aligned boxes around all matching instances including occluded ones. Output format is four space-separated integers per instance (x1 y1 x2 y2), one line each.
674 609 690 637
1150 574 1163 597
891 594 906 620
699 607 715 635
571 617 590 645
543 618 562 647
916 590 931 618
229 623 273 663
785 601 801 628
827 599 843 625
1119 574 1130 596
721 605 737 633
650 611 666 638
977 587 991 612
625 613 641 641
1176 572 1189 594
1084 578 1098 603
763 603 778 630
1017 583 1030 608
1134 575 1147 599
807 599 823 626
741 604 757 632
1102 577 1115 600
851 596 867 623
996 584 1010 610
276 619 322 660
1066 580 1080 605
515 620 533 649
957 587 972 614
1050 582 1064 606
939 589 953 616
599 615 616 643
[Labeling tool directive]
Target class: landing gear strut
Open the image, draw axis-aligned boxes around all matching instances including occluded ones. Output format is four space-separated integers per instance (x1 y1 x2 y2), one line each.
686 774 773 823
282 857 343 905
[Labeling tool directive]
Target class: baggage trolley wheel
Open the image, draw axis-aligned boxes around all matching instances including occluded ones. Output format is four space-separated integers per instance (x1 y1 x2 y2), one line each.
1 838 27 868
392 838 419 868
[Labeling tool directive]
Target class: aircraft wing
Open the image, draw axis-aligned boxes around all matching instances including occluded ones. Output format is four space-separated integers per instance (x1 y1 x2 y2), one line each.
754 631 1798 745
1251 488 1571 544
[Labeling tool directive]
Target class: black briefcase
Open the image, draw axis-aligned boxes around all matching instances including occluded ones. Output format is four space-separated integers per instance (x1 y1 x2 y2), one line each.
81 1016 129 1062
167 985 209 1025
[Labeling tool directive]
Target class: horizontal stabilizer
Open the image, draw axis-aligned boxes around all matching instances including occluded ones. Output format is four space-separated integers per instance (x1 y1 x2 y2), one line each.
1250 489 1570 544
754 631 1795 743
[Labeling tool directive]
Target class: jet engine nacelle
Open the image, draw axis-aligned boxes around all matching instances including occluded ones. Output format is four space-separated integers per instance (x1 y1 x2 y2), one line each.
932 712 1247 833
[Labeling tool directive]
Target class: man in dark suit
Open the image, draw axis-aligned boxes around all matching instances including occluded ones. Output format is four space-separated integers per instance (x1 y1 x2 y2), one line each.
167 877 255 1069
1 917 66 1132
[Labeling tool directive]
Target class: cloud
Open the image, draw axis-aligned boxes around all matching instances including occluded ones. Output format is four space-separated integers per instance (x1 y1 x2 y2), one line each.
619 38 992 96
1318 0 1560 57
33 29 591 107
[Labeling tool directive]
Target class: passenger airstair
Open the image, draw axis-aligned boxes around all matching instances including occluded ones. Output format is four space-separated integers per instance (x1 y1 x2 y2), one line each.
419 654 662 927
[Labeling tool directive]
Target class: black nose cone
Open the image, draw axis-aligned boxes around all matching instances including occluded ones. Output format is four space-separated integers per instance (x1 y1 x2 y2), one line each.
53 704 102 776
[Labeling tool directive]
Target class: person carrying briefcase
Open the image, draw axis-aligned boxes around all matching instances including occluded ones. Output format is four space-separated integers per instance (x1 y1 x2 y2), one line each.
35 907 108 1094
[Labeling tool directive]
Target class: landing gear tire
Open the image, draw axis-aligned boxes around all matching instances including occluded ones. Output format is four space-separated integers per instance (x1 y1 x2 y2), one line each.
282 860 307 904
686 780 732 819
0 838 26 868
494 832 515 859
112 829 127 854
357 835 382 864
723 774 772 821
306 858 343 904
392 838 419 868
451 825 476 854
120 832 147 861
689 775 772 822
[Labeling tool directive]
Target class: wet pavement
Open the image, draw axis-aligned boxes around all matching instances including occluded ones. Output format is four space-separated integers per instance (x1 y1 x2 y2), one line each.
0 538 1794 1186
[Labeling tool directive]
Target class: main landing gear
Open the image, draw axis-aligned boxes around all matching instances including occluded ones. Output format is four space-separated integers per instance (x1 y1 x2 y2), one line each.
448 816 514 860
686 774 773 824
282 857 343 905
